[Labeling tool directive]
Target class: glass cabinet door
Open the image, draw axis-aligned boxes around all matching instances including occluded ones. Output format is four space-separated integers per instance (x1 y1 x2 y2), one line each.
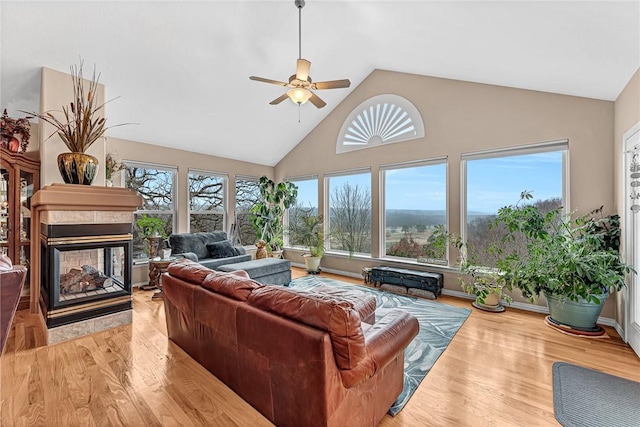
19 169 34 268
0 166 8 255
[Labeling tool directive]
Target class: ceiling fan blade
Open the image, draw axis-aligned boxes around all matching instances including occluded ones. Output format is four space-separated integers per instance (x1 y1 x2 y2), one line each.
296 59 311 82
269 93 290 105
250 76 288 86
312 79 351 90
308 92 326 109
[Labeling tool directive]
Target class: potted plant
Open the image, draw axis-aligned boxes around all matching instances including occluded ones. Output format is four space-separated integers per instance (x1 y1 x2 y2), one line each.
0 109 32 153
250 176 298 256
287 205 325 273
136 215 167 259
25 59 127 185
432 226 513 311
492 190 633 329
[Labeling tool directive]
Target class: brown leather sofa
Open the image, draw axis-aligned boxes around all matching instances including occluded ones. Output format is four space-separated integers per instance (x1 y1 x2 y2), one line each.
0 265 27 354
163 259 419 427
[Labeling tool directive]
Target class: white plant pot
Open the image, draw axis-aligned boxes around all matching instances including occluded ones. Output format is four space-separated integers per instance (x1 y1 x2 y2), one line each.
482 292 501 307
303 255 321 273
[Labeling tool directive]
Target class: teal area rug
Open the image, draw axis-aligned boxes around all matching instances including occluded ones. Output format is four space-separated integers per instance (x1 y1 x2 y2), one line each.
289 275 471 415
553 362 640 427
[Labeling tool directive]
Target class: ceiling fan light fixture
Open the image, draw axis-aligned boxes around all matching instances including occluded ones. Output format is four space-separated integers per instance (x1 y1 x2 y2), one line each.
250 0 350 110
288 88 312 104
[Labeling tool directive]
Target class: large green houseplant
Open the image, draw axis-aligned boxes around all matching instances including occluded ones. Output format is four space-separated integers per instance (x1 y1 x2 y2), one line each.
287 205 325 273
250 176 298 254
492 191 632 329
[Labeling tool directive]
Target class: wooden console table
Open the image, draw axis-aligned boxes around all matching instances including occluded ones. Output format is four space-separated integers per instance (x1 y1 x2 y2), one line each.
148 257 176 300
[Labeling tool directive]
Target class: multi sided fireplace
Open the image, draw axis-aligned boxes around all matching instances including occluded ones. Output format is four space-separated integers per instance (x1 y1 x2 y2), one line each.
30 184 142 343
40 222 133 327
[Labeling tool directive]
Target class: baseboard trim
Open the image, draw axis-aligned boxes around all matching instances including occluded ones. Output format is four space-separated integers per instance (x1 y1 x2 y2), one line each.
296 263 622 332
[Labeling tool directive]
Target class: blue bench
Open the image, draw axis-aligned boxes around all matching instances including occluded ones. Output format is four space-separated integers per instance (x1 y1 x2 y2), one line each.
371 266 443 299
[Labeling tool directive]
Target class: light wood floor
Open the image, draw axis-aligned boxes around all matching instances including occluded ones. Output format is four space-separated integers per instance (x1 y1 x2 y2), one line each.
1 268 639 426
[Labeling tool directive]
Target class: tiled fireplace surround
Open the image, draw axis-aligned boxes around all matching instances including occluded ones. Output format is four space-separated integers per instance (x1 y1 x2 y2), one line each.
30 184 142 344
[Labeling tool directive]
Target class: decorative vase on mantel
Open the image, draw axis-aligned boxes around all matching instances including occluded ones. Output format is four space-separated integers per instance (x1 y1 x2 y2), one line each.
22 59 126 186
57 152 99 185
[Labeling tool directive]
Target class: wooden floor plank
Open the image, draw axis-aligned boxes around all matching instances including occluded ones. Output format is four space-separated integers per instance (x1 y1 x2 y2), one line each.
1 267 639 426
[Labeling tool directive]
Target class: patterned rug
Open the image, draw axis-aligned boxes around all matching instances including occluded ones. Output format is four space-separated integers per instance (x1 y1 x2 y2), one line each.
288 275 471 415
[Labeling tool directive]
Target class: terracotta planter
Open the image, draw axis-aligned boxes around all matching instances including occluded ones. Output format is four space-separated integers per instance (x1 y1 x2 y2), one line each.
57 152 99 185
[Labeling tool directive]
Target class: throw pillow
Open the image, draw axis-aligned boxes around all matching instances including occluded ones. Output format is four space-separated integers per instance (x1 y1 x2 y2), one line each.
0 254 13 271
206 240 237 259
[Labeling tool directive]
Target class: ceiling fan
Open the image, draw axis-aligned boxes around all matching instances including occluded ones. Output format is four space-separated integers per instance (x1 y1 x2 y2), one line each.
249 0 350 109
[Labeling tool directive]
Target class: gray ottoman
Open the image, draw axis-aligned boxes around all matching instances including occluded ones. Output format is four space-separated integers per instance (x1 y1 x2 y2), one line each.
218 258 291 286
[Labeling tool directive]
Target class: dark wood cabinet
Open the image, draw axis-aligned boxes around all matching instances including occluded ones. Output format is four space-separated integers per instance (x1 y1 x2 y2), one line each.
0 147 40 307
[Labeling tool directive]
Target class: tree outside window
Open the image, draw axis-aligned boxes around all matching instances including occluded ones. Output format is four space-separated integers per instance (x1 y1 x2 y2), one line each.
189 171 225 233
327 173 371 254
286 178 318 247
235 177 260 245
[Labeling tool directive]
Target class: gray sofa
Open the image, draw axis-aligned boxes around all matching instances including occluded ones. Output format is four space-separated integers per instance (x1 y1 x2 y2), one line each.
169 231 251 270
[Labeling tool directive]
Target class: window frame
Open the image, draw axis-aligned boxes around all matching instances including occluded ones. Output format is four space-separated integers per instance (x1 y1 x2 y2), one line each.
234 175 261 247
461 139 569 265
284 175 319 249
124 161 178 262
380 157 448 265
188 169 228 234
324 168 373 256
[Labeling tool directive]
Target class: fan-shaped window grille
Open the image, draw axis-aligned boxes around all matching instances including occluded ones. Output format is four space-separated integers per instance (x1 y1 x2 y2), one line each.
337 94 425 154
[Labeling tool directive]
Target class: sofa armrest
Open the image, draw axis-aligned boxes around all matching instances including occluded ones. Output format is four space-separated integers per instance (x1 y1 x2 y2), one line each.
175 252 199 262
234 246 247 255
365 310 419 370
340 310 419 388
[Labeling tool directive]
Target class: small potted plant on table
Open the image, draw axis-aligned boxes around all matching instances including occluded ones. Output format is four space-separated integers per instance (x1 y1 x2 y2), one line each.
136 215 167 259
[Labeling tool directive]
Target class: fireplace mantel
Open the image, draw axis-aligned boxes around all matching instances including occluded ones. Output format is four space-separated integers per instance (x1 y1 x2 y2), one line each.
30 184 142 313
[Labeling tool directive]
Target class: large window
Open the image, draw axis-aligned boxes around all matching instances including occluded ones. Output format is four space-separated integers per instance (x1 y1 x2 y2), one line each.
381 159 447 263
286 176 318 247
234 177 260 246
326 170 372 255
189 170 226 233
463 141 567 267
125 162 177 260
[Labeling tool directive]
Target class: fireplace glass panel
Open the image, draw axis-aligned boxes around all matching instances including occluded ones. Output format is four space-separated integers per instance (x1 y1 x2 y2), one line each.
57 246 126 301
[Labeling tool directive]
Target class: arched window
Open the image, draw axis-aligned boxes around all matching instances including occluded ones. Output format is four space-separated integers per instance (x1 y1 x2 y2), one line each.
336 94 425 154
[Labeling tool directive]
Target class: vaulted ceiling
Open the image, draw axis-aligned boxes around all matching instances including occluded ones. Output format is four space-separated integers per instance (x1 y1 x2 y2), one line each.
2 1 638 166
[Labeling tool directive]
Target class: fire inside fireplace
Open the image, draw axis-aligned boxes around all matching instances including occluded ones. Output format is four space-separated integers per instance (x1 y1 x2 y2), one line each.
40 223 132 328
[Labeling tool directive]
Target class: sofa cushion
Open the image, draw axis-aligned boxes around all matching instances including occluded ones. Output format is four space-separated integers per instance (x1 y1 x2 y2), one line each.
166 258 213 286
206 240 239 259
201 270 262 301
170 231 228 260
246 286 366 370
199 254 252 270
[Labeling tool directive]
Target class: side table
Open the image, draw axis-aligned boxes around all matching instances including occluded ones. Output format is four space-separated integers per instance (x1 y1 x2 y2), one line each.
148 257 176 300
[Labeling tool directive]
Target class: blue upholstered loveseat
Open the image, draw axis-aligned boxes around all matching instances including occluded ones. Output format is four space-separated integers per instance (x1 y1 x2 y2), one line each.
169 231 251 270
